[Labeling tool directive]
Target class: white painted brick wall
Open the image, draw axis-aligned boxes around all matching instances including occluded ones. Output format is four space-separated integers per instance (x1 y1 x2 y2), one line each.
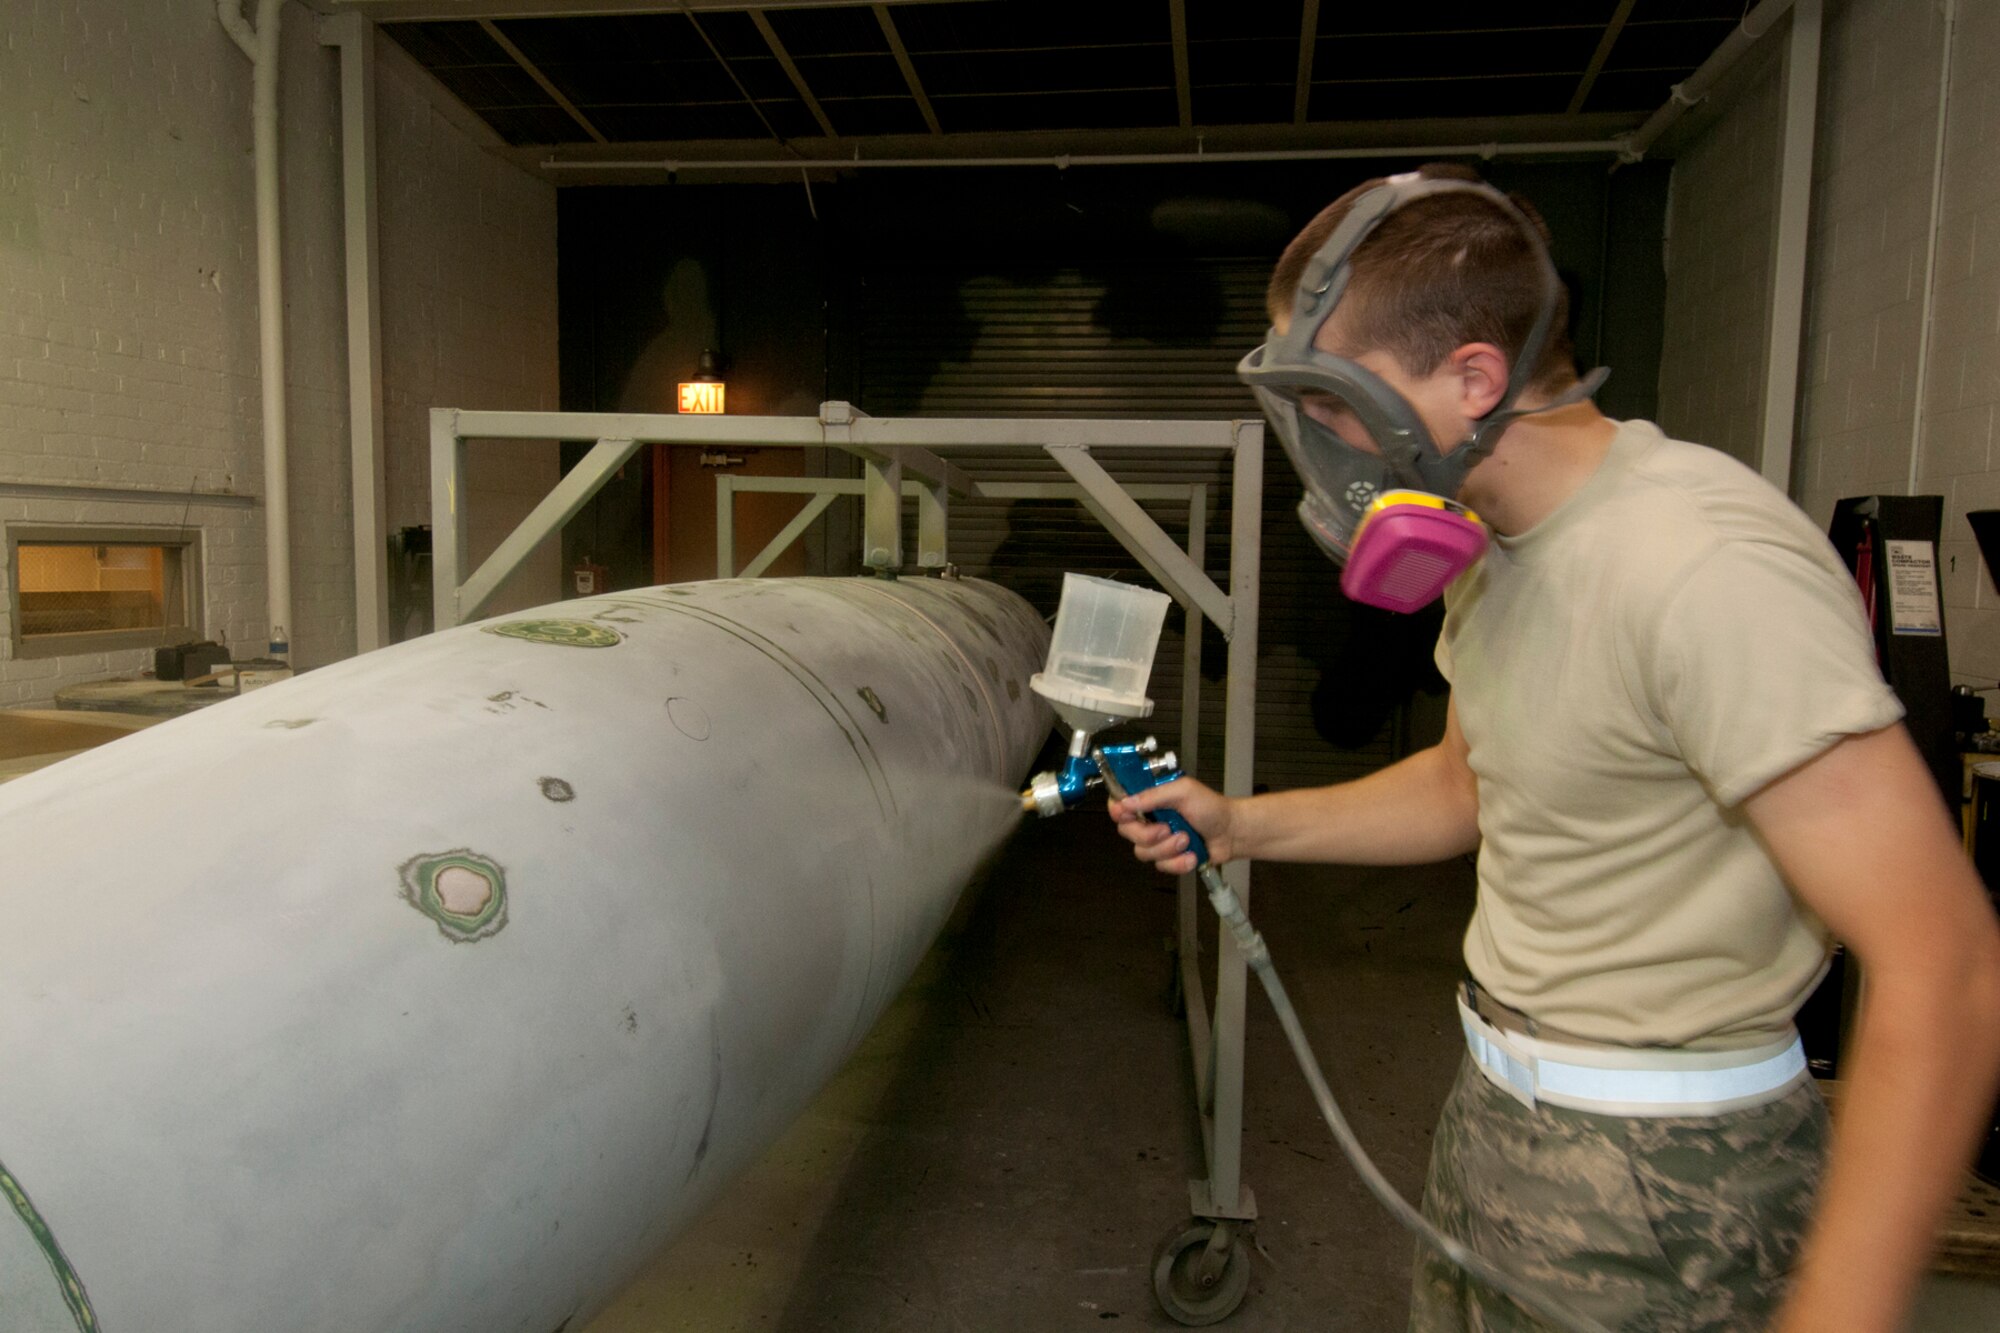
1915 0 2000 682
1793 0 1945 531
375 36 560 618
1657 53 1783 466
0 1 557 707
1657 0 2000 676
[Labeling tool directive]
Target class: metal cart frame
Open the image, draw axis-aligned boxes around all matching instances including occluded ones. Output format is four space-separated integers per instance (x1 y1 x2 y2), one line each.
429 400 1266 1237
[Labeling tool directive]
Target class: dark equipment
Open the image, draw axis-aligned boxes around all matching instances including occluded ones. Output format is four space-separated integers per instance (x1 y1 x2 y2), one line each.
154 641 230 682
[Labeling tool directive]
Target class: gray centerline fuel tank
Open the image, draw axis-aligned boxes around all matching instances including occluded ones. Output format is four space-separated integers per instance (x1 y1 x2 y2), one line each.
0 576 1051 1333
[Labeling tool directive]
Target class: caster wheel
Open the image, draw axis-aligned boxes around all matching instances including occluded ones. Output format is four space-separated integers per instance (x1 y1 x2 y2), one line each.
1151 1219 1251 1326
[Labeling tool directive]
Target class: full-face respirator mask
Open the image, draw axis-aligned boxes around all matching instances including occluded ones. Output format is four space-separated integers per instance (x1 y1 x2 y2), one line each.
1238 174 1608 612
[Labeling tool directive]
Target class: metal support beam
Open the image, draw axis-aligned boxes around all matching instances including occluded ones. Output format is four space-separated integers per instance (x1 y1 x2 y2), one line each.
872 4 940 135
1169 0 1192 129
458 437 642 623
1175 482 1207 1115
448 410 827 444
1566 0 1635 116
320 13 391 654
1293 0 1319 125
1046 445 1232 633
750 9 837 137
915 480 947 568
479 19 607 143
874 4 941 135
717 477 1198 502
1761 0 1820 496
848 444 975 497
1205 423 1262 1220
333 0 979 17
742 492 840 578
862 455 903 571
430 409 468 632
715 473 735 577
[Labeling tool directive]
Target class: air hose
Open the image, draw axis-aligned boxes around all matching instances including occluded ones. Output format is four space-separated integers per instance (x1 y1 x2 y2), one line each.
1195 863 1612 1333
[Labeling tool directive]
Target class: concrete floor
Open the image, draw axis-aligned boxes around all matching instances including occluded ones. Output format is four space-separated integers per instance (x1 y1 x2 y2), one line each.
583 811 2000 1331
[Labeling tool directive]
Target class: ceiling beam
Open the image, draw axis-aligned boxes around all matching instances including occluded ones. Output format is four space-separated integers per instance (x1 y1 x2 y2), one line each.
750 9 837 137
329 0 977 20
1293 0 1319 124
477 19 607 142
1168 0 1192 128
1566 0 1637 115
679 2 792 147
873 4 941 135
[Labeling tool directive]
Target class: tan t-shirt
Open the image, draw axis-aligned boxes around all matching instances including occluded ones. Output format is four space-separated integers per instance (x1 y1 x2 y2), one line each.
1437 420 1904 1049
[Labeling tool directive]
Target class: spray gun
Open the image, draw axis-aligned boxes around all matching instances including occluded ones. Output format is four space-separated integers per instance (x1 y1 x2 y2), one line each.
1018 574 1173 818
1019 573 1610 1333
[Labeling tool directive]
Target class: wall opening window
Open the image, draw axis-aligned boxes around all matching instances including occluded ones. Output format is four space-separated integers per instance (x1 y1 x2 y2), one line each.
8 526 202 660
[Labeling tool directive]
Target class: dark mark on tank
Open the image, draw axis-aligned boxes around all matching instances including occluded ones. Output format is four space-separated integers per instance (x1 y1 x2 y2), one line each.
666 696 711 742
1007 679 1022 701
264 718 316 730
985 656 1000 681
687 1017 723 1183
856 686 887 722
622 1004 638 1035
539 777 575 803
647 601 895 818
488 691 551 715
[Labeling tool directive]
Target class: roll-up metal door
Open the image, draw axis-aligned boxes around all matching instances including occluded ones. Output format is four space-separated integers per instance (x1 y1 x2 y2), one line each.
856 259 1423 790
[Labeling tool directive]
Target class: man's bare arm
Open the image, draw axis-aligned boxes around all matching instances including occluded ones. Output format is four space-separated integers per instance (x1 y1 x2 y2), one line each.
1743 724 2000 1333
1110 698 1481 873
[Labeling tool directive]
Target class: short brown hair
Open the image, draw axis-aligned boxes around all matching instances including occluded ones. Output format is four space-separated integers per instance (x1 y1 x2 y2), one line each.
1268 163 1577 394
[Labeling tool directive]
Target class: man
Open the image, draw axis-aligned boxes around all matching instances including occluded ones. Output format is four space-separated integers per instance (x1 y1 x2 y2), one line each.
1111 164 2000 1331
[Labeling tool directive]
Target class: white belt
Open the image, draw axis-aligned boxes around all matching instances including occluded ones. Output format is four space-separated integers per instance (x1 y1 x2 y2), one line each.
1458 997 1809 1117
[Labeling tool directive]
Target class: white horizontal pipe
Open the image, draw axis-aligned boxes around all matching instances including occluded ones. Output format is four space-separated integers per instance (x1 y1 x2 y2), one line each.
1625 0 1796 161
539 139 1628 175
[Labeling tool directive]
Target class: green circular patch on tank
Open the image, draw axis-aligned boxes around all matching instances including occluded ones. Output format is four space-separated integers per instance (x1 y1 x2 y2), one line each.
399 849 509 943
482 619 623 648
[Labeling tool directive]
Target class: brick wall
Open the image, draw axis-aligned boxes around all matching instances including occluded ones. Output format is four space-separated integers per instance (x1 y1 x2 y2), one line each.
1656 52 1783 467
375 36 561 622
1657 0 2000 680
1911 0 2000 682
0 0 557 707
1793 0 1945 529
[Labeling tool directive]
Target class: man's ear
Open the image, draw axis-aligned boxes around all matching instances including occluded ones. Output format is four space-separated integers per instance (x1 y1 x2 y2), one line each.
1449 343 1511 419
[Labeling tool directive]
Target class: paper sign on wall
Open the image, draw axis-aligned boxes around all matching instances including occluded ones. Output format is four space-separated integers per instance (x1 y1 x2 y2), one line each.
1885 539 1943 636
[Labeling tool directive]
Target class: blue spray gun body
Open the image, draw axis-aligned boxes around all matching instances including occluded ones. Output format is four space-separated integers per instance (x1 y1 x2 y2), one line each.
1093 743 1210 866
1022 736 1250 924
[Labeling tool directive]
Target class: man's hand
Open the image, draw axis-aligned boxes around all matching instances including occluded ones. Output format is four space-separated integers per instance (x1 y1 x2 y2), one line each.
1109 777 1235 875
1105 698 1482 874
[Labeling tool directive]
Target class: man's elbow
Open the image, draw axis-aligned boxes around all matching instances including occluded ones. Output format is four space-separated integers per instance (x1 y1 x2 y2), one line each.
1927 907 2000 1081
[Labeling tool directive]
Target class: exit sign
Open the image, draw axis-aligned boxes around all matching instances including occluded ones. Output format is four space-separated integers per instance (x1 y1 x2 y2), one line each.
678 381 725 414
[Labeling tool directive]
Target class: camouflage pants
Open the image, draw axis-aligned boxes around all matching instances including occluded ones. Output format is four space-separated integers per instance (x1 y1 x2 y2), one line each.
1408 1054 1828 1332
